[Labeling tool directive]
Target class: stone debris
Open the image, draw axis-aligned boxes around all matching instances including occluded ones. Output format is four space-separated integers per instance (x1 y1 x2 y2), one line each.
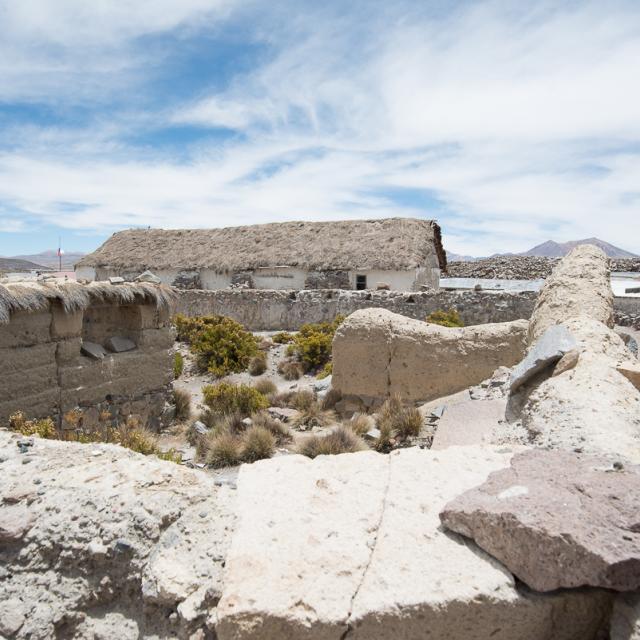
552 348 581 376
267 406 300 423
509 325 578 391
216 447 612 639
364 427 381 441
617 362 640 391
105 335 137 353
440 449 640 592
108 276 126 284
192 420 208 436
136 270 162 284
80 340 107 360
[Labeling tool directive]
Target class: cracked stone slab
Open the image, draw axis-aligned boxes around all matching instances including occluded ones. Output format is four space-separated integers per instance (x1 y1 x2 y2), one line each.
216 447 612 640
510 325 578 391
440 449 640 592
105 336 137 353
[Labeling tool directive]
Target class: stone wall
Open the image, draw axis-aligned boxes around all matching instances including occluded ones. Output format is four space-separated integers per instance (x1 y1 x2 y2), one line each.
0 299 174 430
175 288 539 330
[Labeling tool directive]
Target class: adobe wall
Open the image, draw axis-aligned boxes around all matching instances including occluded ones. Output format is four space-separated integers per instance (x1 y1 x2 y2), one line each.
175 288 539 329
0 300 174 430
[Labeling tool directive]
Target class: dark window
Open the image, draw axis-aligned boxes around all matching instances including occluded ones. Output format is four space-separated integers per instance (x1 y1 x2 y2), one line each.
356 275 367 290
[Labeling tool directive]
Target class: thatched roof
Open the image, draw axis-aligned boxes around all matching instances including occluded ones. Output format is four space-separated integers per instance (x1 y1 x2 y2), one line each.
0 281 175 324
77 218 446 273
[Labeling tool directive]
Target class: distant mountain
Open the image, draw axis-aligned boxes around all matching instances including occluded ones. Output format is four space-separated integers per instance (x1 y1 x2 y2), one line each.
446 252 477 262
9 250 86 271
521 238 638 259
0 257 51 272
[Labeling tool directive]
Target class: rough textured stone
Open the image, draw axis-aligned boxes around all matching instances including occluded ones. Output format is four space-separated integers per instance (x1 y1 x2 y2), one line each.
80 340 107 359
267 406 300 422
552 348 581 376
611 592 640 640
510 325 578 391
0 430 236 640
618 362 640 391
105 335 137 353
440 449 640 592
528 244 614 343
217 447 612 640
333 308 528 403
135 270 162 284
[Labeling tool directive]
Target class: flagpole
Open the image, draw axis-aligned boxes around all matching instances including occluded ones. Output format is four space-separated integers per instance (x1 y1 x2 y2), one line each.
58 237 62 272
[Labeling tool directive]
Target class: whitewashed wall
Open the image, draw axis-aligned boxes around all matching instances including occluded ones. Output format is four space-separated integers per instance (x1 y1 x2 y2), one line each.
253 267 307 289
346 268 440 291
201 270 232 289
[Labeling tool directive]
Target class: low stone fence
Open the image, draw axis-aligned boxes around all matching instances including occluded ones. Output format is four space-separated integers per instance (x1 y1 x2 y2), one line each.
175 288 640 330
175 289 538 330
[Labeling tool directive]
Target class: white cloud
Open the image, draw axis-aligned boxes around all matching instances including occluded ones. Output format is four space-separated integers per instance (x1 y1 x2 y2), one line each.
1 0 640 256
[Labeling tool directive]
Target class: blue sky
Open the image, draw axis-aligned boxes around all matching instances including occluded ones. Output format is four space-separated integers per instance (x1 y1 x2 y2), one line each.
0 0 639 257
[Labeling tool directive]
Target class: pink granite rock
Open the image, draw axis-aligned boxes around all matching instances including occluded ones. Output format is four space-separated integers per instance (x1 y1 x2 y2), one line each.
440 449 640 592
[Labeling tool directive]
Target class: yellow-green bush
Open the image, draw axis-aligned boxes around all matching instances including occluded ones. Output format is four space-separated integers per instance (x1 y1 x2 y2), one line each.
174 314 259 376
425 309 464 328
317 361 332 379
9 411 57 439
202 382 269 418
272 331 294 344
289 315 345 372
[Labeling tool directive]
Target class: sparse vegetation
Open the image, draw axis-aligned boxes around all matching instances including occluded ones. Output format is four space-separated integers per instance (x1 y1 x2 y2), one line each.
204 431 243 468
173 352 184 378
425 309 464 328
251 411 291 444
174 314 260 376
173 388 191 422
317 362 332 379
292 399 335 430
248 353 268 376
289 315 345 372
278 359 303 380
253 378 277 396
298 426 365 458
348 413 372 436
7 411 181 463
320 388 341 410
377 395 423 441
289 390 315 411
272 331 294 344
202 382 269 418
241 426 276 462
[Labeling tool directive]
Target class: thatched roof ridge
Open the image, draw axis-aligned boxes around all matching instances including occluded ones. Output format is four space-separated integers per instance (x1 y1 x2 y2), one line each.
0 281 175 324
77 218 446 273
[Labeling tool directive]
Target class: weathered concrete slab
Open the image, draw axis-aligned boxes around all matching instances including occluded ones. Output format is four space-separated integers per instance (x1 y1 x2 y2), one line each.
80 340 107 360
105 336 137 353
431 398 506 449
510 325 577 391
441 449 640 592
217 447 612 640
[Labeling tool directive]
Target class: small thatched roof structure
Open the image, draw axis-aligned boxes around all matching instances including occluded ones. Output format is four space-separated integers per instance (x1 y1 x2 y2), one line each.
77 218 446 273
0 280 175 324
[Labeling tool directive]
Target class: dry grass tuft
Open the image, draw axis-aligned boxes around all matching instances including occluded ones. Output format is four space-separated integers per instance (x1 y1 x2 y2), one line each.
377 395 423 441
254 378 277 396
278 359 303 381
204 431 243 468
298 426 366 458
252 411 292 444
173 388 191 422
248 353 268 376
293 400 335 430
320 388 341 410
348 413 373 436
241 426 276 462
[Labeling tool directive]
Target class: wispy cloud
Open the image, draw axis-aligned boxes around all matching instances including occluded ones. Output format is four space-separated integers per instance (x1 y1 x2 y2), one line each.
1 0 639 256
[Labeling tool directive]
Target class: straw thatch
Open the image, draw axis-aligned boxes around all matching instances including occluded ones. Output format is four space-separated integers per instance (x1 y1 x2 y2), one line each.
0 280 175 324
77 218 446 273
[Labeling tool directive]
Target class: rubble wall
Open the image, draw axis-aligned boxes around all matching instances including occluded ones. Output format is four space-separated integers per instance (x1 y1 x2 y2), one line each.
332 308 528 405
0 301 173 430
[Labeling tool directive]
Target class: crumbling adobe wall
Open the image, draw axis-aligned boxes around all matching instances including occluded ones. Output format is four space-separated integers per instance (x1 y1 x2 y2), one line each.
332 308 528 406
0 294 174 430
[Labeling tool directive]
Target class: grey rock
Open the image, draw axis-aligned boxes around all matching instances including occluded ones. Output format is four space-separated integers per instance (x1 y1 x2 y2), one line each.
105 336 136 353
193 421 208 436
241 417 253 427
440 449 640 592
611 592 640 640
430 405 445 419
81 341 107 360
135 270 162 284
313 375 332 392
510 325 578 391
108 276 125 284
364 428 381 441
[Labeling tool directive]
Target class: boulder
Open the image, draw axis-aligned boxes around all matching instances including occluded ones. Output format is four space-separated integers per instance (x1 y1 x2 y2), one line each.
136 270 162 284
105 336 137 353
509 325 577 391
0 430 236 640
527 245 614 344
440 449 640 592
216 447 611 640
332 308 528 404
80 340 107 360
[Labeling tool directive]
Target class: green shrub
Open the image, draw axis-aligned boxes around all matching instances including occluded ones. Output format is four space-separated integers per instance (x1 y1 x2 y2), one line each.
289 315 345 372
173 388 191 422
317 362 332 379
9 412 57 439
202 382 269 418
425 309 464 328
272 331 294 344
241 426 276 462
298 426 365 458
254 378 277 396
248 353 268 376
173 352 184 378
174 314 259 376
